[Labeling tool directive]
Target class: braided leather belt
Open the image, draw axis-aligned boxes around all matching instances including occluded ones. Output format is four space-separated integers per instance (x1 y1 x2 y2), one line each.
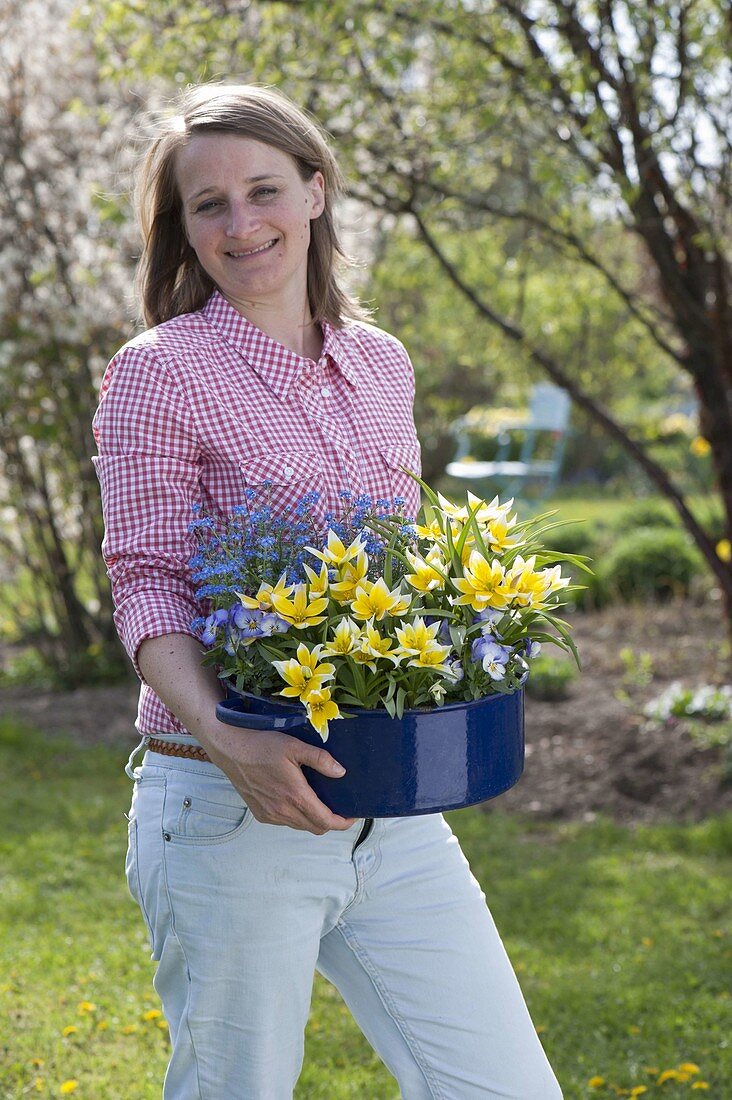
146 737 212 763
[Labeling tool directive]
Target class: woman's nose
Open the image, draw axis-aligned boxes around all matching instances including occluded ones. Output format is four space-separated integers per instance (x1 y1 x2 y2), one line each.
225 202 261 239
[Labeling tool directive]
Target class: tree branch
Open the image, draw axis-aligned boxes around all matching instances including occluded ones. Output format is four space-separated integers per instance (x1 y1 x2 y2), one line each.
409 205 731 594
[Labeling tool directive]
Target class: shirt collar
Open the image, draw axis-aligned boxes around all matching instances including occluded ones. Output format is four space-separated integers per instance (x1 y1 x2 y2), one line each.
201 290 360 398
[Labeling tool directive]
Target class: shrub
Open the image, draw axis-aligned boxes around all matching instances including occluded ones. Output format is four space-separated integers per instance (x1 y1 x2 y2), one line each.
602 526 702 601
551 521 598 558
526 655 578 701
547 522 609 611
609 499 679 532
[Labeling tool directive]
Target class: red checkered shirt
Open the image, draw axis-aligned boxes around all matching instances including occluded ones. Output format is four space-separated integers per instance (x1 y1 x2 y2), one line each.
92 289 422 735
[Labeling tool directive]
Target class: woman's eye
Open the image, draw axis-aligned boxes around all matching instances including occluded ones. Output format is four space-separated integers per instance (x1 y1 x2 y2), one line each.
195 200 219 213
252 187 277 199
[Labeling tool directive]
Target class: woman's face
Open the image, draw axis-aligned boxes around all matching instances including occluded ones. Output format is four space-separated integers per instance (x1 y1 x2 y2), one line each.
176 133 325 315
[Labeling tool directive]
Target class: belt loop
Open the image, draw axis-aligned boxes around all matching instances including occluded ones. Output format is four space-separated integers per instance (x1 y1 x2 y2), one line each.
125 735 151 779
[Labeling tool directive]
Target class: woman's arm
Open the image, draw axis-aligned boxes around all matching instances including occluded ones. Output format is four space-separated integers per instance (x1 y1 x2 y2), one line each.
138 633 356 835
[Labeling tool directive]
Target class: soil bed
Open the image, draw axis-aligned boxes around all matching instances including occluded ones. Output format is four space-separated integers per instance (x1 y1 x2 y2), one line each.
1 599 730 823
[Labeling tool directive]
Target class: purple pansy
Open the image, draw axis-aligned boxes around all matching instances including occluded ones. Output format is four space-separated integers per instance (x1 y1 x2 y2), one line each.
471 636 512 680
200 608 229 646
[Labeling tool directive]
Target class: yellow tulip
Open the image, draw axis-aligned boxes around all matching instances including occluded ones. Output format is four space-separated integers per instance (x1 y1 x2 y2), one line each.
271 582 329 628
360 621 403 665
350 578 410 621
306 529 366 567
321 617 361 657
394 618 453 672
238 572 294 611
415 517 446 541
436 489 513 524
486 514 522 553
329 551 370 603
302 559 330 597
404 547 445 593
453 552 513 611
507 556 568 609
272 643 335 699
303 686 341 741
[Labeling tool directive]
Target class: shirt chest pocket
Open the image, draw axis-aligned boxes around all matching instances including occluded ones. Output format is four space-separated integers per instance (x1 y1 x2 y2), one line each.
239 450 323 511
379 442 422 513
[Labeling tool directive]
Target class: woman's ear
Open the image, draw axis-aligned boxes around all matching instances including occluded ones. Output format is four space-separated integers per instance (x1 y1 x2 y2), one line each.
308 171 326 219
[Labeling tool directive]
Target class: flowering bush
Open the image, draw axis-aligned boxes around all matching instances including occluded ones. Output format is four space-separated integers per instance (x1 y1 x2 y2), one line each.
190 475 587 739
644 682 732 723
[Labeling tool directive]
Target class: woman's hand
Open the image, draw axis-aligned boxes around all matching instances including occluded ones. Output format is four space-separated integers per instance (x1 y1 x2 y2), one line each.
138 633 355 835
200 721 357 835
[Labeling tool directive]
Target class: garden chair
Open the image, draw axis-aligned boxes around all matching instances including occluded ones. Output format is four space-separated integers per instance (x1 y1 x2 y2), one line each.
445 383 572 499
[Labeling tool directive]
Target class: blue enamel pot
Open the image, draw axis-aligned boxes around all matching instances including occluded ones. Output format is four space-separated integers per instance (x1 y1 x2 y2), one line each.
215 688 525 818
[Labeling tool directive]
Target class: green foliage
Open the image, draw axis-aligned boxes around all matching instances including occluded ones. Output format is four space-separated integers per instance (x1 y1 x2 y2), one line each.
619 647 655 689
0 642 129 691
550 521 598 558
367 223 679 483
525 654 578 701
602 527 703 602
609 499 680 532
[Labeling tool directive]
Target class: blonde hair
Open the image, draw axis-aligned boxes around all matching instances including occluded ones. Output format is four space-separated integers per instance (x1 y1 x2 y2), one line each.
134 83 370 328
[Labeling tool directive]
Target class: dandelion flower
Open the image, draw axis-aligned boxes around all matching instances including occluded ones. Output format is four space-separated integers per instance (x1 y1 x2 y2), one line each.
657 1069 682 1084
143 1008 162 1021
716 539 731 562
77 1000 96 1014
61 1026 77 1036
60 1082 78 1094
587 1077 605 1088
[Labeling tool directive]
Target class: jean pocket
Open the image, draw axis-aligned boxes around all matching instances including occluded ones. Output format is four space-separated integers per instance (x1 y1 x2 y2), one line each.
166 788 253 846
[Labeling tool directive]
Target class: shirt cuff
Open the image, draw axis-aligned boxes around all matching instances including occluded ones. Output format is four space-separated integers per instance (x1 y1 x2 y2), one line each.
114 591 202 682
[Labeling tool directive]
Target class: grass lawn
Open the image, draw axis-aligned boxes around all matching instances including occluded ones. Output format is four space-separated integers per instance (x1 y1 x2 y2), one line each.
1 717 730 1099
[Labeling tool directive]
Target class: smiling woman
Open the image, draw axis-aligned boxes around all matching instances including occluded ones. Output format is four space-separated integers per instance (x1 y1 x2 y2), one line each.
176 135 325 354
91 82 563 1099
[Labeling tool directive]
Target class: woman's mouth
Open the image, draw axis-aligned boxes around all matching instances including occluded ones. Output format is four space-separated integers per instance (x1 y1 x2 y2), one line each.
226 238 278 258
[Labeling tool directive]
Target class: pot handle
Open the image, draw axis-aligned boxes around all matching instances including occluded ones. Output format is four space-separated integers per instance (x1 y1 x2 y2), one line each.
215 697 311 731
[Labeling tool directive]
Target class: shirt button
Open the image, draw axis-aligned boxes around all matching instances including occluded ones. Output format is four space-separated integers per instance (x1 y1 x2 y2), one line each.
321 386 330 397
283 466 294 478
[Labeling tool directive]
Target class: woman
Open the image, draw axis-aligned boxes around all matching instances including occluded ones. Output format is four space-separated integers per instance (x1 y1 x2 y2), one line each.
93 83 562 1099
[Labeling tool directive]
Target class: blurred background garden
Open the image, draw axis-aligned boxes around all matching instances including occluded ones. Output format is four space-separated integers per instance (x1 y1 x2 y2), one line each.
1 1 730 1097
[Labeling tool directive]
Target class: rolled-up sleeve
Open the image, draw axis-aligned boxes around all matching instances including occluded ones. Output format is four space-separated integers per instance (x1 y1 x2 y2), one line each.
92 344 202 680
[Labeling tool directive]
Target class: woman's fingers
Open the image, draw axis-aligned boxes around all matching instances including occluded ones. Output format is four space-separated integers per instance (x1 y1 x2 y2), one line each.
209 727 356 834
295 743 347 779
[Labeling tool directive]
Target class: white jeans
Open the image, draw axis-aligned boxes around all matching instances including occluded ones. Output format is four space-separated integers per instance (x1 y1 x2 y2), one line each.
125 738 562 1099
